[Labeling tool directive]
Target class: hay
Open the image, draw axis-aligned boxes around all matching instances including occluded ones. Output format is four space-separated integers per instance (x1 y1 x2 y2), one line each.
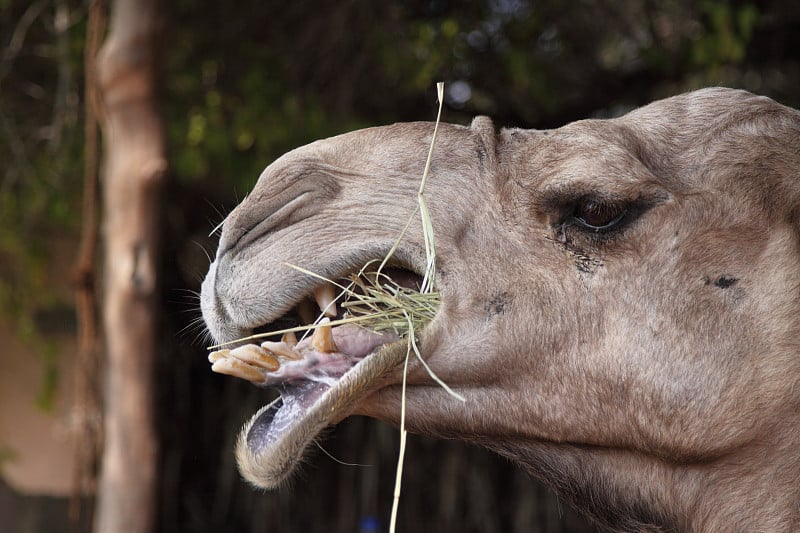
389 81 453 533
206 259 441 347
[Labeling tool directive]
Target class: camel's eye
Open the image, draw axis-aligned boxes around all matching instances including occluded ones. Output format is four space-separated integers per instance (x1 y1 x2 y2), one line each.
571 199 627 231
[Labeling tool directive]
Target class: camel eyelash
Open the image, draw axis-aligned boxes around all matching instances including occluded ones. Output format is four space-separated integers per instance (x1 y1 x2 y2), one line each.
551 198 645 248
568 199 629 232
539 178 667 225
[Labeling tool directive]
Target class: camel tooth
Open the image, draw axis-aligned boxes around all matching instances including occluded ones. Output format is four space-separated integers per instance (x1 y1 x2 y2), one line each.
211 358 265 384
208 349 230 363
281 331 298 347
261 340 302 360
313 284 337 318
229 344 281 371
311 317 339 353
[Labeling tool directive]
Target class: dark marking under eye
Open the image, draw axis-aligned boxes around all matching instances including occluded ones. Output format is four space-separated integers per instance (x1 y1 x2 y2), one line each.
575 254 603 275
704 276 738 289
546 233 604 275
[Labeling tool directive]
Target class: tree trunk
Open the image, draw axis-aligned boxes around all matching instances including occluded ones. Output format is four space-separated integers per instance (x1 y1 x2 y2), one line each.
94 0 166 531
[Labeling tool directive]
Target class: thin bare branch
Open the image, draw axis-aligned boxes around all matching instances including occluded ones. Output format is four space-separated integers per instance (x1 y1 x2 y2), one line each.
0 0 49 89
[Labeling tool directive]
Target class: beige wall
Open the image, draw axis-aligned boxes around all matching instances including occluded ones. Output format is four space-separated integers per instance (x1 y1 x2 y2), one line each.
0 236 80 496
0 320 77 496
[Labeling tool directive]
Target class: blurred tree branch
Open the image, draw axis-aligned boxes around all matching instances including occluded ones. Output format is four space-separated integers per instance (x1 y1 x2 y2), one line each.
70 2 105 532
0 0 47 88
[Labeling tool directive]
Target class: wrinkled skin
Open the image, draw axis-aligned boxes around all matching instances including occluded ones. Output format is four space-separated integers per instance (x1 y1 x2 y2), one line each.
201 88 800 531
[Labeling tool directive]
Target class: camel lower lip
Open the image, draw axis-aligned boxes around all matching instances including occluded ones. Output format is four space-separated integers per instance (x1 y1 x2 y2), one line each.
234 339 410 488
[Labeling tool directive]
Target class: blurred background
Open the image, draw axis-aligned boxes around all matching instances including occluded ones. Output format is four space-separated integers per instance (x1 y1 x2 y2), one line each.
0 0 798 532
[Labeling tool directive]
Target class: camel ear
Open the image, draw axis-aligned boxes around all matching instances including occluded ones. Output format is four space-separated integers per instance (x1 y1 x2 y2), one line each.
654 90 800 222
470 116 497 169
738 96 800 219
776 105 800 219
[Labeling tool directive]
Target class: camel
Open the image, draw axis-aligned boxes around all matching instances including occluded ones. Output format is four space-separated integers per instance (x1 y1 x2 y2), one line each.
200 87 800 531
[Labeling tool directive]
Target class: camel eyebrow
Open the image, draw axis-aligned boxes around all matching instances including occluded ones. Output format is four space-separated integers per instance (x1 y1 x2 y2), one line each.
536 179 668 214
537 185 630 215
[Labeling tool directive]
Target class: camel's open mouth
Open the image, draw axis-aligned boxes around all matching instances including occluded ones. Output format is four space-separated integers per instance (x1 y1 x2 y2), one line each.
208 267 427 486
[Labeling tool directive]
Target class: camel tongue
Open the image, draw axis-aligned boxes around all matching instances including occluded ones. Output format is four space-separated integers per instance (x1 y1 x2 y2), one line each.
246 380 331 450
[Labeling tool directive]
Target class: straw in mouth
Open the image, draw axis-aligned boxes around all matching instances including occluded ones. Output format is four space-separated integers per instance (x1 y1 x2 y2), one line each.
206 264 437 382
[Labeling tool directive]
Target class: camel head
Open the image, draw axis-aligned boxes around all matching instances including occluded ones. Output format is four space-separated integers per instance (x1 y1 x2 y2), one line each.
201 88 800 530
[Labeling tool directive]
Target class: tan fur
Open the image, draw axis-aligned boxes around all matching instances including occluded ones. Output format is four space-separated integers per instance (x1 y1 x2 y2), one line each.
201 88 800 531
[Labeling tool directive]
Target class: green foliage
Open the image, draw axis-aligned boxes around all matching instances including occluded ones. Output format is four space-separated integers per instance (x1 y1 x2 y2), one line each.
376 18 466 92
692 2 760 67
0 0 83 412
33 341 61 412
164 2 373 196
